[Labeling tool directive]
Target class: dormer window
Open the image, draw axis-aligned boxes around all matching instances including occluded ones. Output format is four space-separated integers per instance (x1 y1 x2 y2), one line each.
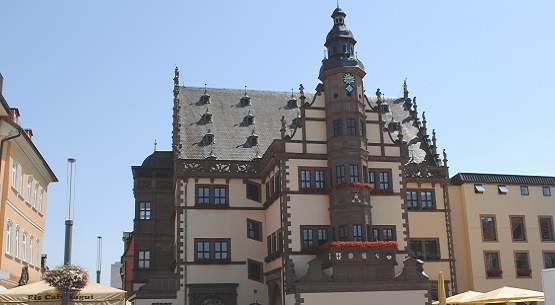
381 104 389 113
244 110 255 126
202 109 212 124
241 96 251 107
204 130 214 145
249 134 258 146
200 94 210 104
288 99 298 109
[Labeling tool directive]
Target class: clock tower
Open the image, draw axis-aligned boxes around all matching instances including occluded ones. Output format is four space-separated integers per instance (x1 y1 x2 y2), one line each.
320 7 372 243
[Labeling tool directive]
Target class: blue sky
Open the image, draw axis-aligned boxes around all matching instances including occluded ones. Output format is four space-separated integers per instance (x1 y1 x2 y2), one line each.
1 1 554 285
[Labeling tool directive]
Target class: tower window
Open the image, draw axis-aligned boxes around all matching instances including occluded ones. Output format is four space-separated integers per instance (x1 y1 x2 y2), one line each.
346 118 356 135
333 119 342 136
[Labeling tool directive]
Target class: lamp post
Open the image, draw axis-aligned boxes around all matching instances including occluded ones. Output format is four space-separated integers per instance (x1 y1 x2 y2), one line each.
96 236 102 283
63 158 77 305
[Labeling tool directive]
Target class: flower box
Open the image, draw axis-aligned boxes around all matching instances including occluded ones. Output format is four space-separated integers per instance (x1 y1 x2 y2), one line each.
371 188 394 195
486 268 503 277
264 250 282 263
319 241 399 250
517 268 532 276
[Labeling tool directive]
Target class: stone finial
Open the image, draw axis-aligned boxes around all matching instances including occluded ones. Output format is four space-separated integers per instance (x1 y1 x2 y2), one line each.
173 66 180 98
280 115 286 139
376 88 382 104
397 122 403 143
403 78 409 99
299 84 306 105
421 111 427 136
443 149 448 167
432 129 437 153
412 96 418 119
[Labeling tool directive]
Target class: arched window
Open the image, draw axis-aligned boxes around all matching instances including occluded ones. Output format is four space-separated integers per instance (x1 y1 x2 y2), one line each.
22 231 27 261
15 226 20 258
6 220 13 255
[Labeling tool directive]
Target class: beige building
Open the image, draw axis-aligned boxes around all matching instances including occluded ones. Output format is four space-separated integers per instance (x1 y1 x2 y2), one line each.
450 173 555 292
0 73 58 288
124 6 456 305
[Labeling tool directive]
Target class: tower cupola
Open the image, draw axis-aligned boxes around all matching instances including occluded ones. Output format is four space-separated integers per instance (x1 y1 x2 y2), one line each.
320 6 364 76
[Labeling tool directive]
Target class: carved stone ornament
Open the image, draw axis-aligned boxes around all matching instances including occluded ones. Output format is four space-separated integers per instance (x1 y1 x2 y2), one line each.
201 299 225 305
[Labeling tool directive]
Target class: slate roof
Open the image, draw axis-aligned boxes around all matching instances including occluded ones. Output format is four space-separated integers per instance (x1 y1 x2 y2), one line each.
176 86 436 165
141 151 173 168
451 173 555 186
367 96 437 166
177 87 312 161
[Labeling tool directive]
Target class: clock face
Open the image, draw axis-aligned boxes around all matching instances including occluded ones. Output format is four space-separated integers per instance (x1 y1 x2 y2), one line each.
343 73 355 84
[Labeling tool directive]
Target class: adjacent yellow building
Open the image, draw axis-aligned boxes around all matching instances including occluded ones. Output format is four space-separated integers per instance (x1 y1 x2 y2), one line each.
450 173 555 292
0 73 57 288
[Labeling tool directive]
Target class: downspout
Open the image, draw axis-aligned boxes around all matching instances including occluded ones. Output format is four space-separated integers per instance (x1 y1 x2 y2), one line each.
0 121 23 174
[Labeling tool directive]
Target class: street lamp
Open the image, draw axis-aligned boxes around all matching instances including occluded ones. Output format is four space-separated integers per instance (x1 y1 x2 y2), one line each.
63 158 76 305
97 236 102 283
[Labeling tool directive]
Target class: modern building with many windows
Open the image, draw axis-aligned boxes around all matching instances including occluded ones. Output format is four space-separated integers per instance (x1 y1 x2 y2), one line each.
122 6 458 305
0 73 58 288
450 173 555 293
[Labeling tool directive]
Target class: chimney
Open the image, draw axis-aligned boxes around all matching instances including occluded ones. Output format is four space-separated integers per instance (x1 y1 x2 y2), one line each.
9 108 20 125
24 129 33 140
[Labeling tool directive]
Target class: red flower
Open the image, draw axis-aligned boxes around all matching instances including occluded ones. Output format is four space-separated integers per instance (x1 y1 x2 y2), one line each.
319 241 399 251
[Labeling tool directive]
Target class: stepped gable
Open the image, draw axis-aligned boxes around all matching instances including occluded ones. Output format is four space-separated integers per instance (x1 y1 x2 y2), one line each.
177 86 313 161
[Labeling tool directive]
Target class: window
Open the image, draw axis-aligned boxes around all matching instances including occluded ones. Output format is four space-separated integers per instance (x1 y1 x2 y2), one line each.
381 104 389 113
275 172 281 195
248 259 263 282
481 216 497 241
39 189 44 212
484 252 501 277
539 217 554 241
520 186 529 196
379 172 390 189
544 252 555 268
26 176 33 202
353 225 362 241
406 191 418 209
333 119 342 136
510 216 526 241
249 135 258 146
19 165 24 194
349 165 359 183
195 185 229 206
246 182 261 202
214 187 226 204
336 166 345 183
245 115 254 125
22 232 27 261
360 119 365 137
498 185 508 194
33 184 38 207
299 168 326 190
15 226 19 258
410 239 439 260
368 169 392 191
29 236 34 265
267 230 282 257
302 228 313 248
247 219 262 241
315 170 325 189
288 99 298 109
300 170 311 188
544 187 551 196
138 250 150 269
195 239 230 263
339 225 348 241
372 226 396 241
6 221 12 255
11 158 18 188
35 239 40 266
300 227 329 249
406 190 435 210
139 201 151 219
204 133 214 145
515 252 530 277
474 184 485 193
317 228 328 246
346 118 356 135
